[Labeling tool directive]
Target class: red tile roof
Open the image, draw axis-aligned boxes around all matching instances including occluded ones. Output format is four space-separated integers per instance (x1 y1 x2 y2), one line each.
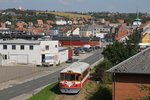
115 24 128 40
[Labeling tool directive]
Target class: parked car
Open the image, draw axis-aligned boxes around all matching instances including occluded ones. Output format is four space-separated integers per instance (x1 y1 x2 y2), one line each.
74 48 80 56
65 58 78 63
95 46 100 49
80 50 85 54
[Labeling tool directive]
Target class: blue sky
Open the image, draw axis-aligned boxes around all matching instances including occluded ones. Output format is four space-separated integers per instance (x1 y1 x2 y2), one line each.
0 0 150 13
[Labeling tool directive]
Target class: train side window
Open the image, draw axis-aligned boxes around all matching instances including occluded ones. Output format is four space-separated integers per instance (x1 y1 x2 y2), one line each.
82 69 88 79
76 74 81 81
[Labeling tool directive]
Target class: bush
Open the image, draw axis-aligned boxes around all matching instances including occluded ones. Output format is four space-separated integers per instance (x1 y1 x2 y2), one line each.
93 59 112 82
140 96 150 100
89 84 112 100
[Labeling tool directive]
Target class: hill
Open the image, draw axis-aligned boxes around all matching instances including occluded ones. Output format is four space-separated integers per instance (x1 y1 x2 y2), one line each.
36 11 92 19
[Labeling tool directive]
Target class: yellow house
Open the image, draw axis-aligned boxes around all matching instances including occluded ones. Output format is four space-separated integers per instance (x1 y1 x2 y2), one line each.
142 33 150 43
79 31 93 37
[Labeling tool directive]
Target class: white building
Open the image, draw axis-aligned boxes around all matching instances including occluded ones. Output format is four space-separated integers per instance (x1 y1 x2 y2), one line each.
133 18 141 26
56 20 67 25
72 28 80 36
95 33 108 39
0 39 69 66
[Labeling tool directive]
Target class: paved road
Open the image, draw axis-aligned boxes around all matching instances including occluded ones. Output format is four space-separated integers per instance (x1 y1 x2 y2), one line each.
81 49 103 65
0 49 103 100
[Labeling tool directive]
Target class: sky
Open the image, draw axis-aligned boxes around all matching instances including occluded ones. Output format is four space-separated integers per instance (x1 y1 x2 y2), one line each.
0 0 150 13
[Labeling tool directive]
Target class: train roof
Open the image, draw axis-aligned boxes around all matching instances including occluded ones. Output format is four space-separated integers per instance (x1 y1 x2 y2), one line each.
61 62 89 73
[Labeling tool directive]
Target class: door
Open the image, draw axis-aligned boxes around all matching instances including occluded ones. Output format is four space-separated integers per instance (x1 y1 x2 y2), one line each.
17 55 28 64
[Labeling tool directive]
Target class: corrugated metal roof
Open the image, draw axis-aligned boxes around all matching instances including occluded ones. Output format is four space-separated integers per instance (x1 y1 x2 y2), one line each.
0 39 40 45
52 36 100 41
80 25 110 31
61 62 89 73
107 47 150 74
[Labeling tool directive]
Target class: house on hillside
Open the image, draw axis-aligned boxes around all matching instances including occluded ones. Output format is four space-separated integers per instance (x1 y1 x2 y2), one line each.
16 21 27 31
80 24 111 37
142 28 150 43
107 48 150 100
140 22 150 31
56 20 67 25
37 19 44 26
115 24 129 42
80 25 93 37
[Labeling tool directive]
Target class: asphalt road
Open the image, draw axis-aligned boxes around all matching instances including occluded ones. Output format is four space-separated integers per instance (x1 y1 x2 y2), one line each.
0 49 103 100
81 49 103 65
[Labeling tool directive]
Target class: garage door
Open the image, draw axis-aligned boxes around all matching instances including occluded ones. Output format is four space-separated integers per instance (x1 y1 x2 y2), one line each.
17 55 28 64
9 55 17 64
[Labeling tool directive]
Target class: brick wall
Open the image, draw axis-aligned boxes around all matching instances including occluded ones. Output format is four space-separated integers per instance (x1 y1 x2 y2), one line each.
112 73 150 100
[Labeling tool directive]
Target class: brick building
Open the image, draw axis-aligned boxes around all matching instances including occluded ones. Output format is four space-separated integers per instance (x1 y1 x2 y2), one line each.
115 24 129 42
107 48 150 100
52 36 101 47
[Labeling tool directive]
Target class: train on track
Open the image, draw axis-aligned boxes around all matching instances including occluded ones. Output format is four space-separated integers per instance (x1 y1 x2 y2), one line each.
59 62 90 94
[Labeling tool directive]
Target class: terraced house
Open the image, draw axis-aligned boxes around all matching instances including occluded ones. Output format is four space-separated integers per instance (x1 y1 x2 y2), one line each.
107 48 150 100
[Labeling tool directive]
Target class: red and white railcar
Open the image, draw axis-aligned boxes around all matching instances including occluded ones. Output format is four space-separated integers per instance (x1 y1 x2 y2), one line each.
59 62 90 94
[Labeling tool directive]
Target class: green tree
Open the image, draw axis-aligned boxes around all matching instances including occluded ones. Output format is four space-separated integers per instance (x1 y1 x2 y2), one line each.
89 85 112 100
94 59 112 82
102 41 129 65
126 29 141 56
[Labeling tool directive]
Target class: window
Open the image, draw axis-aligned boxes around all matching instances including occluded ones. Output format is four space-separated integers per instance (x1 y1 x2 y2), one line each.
29 45 34 50
55 45 57 48
3 45 7 50
12 45 16 50
64 73 75 81
3 55 7 60
76 74 81 81
20 45 24 50
82 69 89 80
45 45 49 50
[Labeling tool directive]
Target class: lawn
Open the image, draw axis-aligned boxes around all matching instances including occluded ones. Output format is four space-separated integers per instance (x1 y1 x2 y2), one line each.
28 81 60 100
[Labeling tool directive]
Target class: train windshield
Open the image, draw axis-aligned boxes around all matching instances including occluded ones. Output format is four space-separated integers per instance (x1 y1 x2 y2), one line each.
65 74 75 81
60 73 81 81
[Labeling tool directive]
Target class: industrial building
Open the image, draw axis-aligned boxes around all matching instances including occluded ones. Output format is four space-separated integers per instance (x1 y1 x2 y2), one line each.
0 39 71 66
52 36 101 47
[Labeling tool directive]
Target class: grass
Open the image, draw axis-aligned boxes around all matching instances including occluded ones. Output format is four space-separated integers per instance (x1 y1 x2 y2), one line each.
86 81 94 90
36 11 92 19
28 81 60 100
90 67 96 73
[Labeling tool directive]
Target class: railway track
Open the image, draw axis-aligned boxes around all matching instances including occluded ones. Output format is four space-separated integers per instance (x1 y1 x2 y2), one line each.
55 89 82 100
